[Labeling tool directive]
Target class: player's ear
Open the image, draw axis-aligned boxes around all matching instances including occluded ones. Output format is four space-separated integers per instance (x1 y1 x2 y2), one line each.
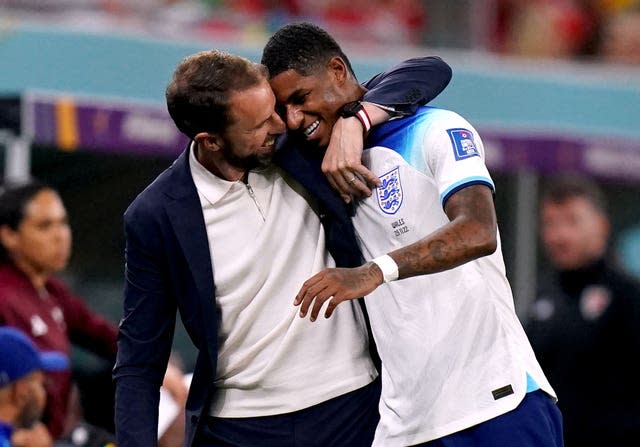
194 132 222 153
327 56 349 85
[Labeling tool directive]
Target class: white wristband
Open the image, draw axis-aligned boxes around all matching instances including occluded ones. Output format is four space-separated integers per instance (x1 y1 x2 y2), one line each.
371 254 399 283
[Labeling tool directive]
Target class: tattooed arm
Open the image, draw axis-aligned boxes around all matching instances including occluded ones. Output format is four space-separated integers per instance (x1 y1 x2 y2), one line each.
392 185 497 279
295 184 497 321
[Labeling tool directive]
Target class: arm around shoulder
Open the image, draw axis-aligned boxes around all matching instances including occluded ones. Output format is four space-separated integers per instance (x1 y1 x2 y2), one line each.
362 56 452 112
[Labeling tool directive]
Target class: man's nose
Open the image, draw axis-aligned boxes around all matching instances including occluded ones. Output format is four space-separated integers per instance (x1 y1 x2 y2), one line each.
286 106 303 130
272 112 286 133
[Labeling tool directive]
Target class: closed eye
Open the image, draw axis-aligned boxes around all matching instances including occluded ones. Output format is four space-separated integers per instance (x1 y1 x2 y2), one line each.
290 91 309 105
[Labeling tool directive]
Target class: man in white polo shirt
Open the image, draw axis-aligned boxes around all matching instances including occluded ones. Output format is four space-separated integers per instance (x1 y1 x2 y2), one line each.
114 48 453 447
263 22 564 447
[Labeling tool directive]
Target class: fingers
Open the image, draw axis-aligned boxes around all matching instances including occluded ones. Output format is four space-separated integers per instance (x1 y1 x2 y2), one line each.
299 287 332 322
324 297 340 319
295 274 327 320
294 273 324 306
346 175 371 198
294 273 338 322
327 170 372 202
352 164 381 188
323 158 380 199
322 116 372 200
309 293 329 321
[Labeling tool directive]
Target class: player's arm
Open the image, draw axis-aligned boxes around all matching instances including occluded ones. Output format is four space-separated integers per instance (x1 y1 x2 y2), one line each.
323 56 452 201
387 184 497 278
295 184 496 321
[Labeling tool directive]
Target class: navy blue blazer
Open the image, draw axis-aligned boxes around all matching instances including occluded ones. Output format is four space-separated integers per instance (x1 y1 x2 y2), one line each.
114 56 452 447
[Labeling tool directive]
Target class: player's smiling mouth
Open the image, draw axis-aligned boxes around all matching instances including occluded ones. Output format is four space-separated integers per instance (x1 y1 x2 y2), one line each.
303 119 320 138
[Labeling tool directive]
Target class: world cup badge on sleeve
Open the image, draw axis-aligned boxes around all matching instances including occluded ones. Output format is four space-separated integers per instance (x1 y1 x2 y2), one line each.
376 167 403 215
447 128 479 160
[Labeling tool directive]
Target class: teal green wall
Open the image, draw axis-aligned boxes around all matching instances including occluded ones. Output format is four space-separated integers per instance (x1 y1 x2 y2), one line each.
1 24 639 140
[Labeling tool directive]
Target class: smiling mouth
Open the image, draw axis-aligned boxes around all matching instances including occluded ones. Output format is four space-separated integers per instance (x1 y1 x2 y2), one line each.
303 119 320 138
264 136 276 148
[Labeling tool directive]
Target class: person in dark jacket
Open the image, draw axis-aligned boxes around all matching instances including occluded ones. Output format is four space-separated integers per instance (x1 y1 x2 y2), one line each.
526 174 640 447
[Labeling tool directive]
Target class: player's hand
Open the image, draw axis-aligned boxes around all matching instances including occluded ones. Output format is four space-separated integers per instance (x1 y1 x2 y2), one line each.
294 263 384 321
322 117 380 203
163 361 188 407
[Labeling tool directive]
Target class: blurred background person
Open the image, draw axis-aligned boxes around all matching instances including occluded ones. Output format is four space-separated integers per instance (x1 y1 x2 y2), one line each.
0 180 188 446
0 180 116 442
0 326 68 447
525 174 640 447
598 7 640 64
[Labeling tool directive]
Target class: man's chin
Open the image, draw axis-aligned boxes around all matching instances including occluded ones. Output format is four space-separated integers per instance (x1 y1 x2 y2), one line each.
255 153 274 168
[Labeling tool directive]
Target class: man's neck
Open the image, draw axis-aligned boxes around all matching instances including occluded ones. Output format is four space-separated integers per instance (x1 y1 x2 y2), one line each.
193 142 245 182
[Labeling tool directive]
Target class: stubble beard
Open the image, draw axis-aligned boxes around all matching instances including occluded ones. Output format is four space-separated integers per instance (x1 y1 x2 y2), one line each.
221 140 274 172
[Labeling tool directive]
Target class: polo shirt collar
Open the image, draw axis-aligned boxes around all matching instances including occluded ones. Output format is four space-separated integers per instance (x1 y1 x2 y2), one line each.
189 141 241 206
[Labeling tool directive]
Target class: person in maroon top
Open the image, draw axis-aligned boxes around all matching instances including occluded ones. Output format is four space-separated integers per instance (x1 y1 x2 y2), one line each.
0 180 188 443
0 180 118 440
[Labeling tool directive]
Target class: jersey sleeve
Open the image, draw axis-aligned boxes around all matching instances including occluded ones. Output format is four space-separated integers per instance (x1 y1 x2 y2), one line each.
421 110 495 207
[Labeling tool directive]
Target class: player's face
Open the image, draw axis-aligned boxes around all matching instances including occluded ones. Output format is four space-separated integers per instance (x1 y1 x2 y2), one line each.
0 189 71 275
540 196 609 271
220 79 285 170
15 371 48 428
269 65 347 149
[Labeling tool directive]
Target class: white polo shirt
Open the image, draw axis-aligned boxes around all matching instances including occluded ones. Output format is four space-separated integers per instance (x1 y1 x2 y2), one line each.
189 144 377 417
355 107 556 446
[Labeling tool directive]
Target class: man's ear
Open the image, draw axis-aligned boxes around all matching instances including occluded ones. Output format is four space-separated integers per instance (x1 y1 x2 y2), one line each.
327 56 350 85
194 132 222 152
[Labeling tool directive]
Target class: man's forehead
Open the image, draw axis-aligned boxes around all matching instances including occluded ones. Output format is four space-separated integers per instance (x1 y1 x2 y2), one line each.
227 83 275 125
270 69 317 101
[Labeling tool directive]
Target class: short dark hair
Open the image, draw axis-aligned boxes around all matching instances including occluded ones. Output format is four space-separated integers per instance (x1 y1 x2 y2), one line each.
261 22 355 78
540 174 607 214
0 179 51 261
166 50 268 139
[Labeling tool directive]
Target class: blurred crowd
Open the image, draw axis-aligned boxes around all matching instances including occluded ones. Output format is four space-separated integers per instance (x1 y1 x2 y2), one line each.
494 0 640 64
1 0 639 63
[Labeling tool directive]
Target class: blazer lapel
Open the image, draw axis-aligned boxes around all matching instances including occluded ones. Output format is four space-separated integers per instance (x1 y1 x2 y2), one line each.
164 148 215 310
274 136 352 223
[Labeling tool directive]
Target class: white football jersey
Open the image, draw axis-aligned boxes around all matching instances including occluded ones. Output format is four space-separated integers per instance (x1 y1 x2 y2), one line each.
356 107 555 446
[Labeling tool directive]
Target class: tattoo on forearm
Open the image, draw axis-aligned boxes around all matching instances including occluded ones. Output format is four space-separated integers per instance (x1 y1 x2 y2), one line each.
394 185 496 279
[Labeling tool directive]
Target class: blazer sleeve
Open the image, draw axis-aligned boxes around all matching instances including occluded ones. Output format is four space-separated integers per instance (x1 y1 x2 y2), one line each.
113 199 177 447
362 56 452 115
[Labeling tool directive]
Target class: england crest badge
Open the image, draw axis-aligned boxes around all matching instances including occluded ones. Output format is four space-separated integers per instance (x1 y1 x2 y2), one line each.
376 167 403 215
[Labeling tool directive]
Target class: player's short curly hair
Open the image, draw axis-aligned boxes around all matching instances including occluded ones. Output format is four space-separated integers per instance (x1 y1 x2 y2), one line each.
166 50 268 139
261 22 356 79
